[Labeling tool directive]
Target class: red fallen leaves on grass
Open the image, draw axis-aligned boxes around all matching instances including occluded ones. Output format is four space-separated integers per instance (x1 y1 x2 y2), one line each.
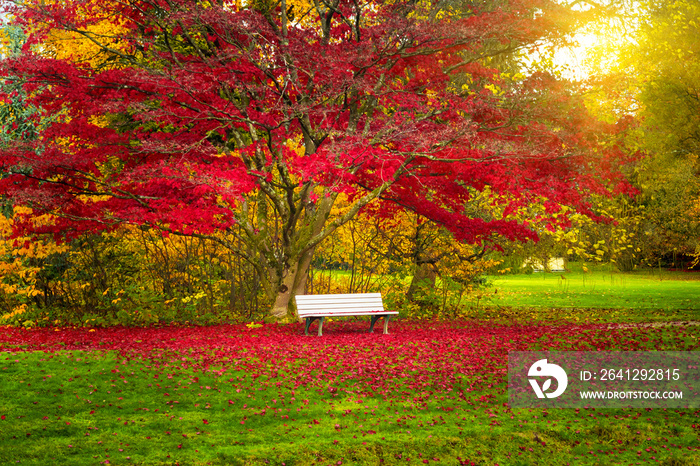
1 320 697 400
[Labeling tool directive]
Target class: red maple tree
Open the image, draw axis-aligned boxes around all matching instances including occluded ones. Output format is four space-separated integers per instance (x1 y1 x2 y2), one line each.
0 0 628 318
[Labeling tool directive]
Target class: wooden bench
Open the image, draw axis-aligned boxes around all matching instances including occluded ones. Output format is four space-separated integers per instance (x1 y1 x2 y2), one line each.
295 293 398 336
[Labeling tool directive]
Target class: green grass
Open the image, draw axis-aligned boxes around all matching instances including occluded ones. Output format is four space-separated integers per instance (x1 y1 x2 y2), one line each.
483 265 700 323
1 322 700 465
2 349 699 466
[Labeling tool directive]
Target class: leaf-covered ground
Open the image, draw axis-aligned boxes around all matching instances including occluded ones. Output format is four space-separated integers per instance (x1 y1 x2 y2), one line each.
1 320 699 465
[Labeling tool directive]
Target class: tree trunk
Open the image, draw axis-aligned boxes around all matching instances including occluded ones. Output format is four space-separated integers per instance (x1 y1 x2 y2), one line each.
292 248 315 297
270 264 298 320
268 193 338 319
269 247 316 320
406 261 437 303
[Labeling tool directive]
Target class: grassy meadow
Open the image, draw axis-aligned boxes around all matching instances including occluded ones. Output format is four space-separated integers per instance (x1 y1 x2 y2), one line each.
482 265 700 323
1 267 699 465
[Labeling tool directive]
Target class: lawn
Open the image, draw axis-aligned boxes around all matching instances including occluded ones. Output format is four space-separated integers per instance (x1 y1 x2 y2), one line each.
1 319 699 465
483 266 700 323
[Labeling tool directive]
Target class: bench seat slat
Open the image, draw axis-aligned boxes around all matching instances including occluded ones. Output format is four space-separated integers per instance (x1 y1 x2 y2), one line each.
296 293 381 300
297 301 384 309
298 310 385 316
297 304 391 310
296 303 383 310
298 310 398 317
296 297 382 302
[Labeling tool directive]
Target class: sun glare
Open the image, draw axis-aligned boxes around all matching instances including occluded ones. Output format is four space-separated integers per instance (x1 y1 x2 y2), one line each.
553 32 604 80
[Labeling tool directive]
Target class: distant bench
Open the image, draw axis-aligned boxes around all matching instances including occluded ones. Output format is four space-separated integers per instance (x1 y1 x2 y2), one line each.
295 293 398 336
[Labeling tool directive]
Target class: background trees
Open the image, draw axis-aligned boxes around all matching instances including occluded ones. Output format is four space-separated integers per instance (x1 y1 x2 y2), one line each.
631 0 700 264
567 0 700 267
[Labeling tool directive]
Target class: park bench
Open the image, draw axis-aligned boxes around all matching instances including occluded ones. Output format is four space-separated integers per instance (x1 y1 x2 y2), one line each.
295 293 398 336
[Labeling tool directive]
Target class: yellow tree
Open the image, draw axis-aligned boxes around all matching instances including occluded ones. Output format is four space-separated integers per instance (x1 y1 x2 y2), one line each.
580 0 700 264
0 206 67 326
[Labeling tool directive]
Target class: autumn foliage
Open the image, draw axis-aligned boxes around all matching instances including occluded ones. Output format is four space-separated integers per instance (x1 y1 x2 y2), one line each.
0 0 633 321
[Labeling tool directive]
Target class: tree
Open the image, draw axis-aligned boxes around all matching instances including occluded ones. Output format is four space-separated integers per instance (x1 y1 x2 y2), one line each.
634 0 700 160
0 0 622 319
580 0 700 264
632 0 700 261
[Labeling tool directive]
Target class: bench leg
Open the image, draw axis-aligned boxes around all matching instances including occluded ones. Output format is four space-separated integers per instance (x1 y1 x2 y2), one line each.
305 317 325 336
369 315 380 333
369 315 391 334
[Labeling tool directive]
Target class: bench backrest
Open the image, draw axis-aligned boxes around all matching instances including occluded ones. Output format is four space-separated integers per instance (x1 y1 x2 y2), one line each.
295 293 396 317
